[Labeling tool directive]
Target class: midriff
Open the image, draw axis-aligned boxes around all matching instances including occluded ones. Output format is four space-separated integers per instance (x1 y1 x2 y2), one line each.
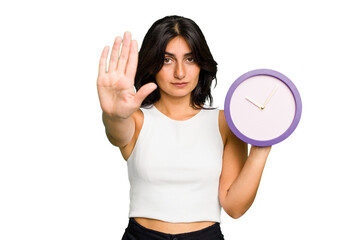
134 217 216 234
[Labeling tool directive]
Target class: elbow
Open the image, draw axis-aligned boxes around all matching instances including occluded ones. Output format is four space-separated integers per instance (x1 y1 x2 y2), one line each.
231 213 243 219
228 209 247 219
221 191 257 219
105 131 123 147
224 201 253 219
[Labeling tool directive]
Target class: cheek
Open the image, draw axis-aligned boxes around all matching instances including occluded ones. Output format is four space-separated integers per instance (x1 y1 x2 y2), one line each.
155 70 166 85
155 67 172 82
190 67 201 83
193 65 201 76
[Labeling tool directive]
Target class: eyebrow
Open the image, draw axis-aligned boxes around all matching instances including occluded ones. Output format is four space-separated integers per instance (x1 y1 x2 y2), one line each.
164 51 193 57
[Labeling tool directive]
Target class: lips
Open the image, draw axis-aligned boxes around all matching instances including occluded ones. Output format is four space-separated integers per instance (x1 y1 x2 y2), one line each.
172 82 188 87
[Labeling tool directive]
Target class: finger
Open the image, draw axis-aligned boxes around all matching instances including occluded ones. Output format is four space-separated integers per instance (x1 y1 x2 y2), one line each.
98 46 109 77
108 36 122 72
117 31 132 74
134 82 158 106
125 40 138 79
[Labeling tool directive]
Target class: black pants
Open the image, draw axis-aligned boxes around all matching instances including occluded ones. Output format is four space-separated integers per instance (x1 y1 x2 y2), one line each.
121 218 225 240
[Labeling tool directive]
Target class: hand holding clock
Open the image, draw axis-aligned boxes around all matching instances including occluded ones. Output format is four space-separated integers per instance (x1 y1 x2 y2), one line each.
222 69 301 219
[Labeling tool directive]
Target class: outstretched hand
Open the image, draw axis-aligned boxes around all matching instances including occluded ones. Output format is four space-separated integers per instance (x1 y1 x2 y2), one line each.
97 32 157 120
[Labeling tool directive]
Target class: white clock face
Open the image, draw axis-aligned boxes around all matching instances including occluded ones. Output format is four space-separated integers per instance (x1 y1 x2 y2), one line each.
229 75 296 141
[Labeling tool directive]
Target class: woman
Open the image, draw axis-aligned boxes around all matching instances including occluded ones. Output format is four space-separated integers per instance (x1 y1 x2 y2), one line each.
97 15 271 240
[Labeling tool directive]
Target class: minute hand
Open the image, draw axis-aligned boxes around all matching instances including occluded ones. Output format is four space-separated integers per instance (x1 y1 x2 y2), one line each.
262 86 278 109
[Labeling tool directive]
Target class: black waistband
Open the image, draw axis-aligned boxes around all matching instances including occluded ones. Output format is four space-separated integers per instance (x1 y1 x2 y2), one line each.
127 218 222 239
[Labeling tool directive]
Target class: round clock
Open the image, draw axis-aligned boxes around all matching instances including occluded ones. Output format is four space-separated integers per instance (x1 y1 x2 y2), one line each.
224 69 302 147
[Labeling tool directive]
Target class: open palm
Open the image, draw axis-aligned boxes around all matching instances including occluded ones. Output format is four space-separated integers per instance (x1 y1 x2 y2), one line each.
97 32 157 120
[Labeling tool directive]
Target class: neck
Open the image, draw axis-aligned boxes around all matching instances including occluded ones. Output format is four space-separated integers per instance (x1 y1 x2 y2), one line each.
153 94 202 120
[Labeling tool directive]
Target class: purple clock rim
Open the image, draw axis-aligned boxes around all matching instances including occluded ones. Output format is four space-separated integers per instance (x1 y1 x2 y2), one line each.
224 69 302 147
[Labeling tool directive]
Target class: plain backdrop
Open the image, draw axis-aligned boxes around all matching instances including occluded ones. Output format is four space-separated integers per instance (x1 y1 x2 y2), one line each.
1 0 359 239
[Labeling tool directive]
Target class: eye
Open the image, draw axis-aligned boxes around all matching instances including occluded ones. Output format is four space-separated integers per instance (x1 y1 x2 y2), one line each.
186 57 195 63
164 58 173 64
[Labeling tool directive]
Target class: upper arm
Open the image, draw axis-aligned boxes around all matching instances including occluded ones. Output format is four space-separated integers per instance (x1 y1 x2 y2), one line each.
119 109 144 161
218 110 248 209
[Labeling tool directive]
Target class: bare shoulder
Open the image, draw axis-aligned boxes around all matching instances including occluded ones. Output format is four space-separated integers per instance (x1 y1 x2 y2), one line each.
119 109 144 161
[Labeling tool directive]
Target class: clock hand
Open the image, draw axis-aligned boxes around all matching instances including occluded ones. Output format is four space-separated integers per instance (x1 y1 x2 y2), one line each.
245 97 263 110
262 85 278 109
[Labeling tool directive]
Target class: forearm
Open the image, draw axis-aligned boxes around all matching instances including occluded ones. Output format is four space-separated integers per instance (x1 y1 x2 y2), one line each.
102 112 135 147
225 146 271 218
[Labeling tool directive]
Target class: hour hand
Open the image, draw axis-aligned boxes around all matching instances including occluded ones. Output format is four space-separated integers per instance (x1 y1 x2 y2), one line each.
246 97 264 110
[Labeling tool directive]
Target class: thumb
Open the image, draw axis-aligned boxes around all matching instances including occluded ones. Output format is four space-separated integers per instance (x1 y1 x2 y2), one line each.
134 82 158 106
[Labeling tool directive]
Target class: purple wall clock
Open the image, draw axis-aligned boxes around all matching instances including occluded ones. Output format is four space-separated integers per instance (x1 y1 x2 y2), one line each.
224 69 302 147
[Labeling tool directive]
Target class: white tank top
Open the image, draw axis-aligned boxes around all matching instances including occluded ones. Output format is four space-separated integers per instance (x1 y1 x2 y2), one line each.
127 105 224 223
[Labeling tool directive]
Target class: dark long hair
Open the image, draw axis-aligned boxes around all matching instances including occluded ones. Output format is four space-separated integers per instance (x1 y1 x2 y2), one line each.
135 15 218 109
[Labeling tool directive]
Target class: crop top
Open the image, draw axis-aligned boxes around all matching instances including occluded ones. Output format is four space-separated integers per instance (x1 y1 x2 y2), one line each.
126 105 224 223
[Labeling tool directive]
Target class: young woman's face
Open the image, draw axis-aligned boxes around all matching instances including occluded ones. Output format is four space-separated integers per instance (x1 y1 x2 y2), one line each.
155 36 200 100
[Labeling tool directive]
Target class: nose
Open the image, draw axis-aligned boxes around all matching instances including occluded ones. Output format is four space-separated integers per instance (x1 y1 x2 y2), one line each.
174 62 185 80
